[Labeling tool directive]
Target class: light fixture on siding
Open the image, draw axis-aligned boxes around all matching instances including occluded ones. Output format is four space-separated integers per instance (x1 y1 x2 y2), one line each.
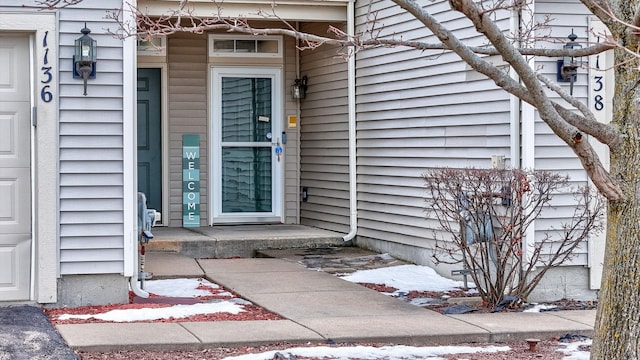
557 29 582 95
73 23 97 96
292 76 308 99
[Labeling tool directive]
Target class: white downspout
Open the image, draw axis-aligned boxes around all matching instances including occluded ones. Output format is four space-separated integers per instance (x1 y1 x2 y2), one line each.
343 0 357 241
123 0 149 298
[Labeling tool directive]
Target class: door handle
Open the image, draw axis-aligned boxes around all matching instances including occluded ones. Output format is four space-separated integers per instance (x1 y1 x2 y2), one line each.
274 137 282 162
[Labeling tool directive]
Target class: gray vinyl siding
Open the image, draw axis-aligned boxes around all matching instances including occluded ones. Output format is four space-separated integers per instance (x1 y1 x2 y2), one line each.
299 22 350 232
532 0 593 266
58 2 127 275
300 23 349 232
167 33 209 227
353 0 512 248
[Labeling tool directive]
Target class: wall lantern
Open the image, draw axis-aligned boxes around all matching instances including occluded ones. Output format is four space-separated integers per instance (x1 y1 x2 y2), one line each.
557 29 582 95
73 23 97 96
292 76 308 99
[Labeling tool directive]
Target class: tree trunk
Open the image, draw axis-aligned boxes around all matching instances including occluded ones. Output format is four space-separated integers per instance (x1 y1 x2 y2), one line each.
591 42 640 359
593 199 640 358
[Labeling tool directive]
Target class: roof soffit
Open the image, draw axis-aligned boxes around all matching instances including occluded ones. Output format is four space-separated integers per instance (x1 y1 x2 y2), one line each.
137 0 349 22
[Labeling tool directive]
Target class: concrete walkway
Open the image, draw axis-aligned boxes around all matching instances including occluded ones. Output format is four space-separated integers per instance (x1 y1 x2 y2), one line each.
56 253 596 352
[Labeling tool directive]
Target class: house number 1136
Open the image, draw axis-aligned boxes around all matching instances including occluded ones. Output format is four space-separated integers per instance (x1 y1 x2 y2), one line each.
40 31 53 103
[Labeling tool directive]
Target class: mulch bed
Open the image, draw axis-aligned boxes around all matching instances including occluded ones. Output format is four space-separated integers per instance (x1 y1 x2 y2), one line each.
45 282 283 325
45 303 282 325
356 282 597 314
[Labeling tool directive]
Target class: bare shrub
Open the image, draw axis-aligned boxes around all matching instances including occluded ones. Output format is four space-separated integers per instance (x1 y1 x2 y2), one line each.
423 167 604 308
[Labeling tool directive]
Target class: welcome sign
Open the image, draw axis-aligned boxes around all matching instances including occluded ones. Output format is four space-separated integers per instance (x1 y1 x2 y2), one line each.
182 134 200 227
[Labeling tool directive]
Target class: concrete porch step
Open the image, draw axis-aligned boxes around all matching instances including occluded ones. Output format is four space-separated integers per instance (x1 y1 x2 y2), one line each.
145 225 348 258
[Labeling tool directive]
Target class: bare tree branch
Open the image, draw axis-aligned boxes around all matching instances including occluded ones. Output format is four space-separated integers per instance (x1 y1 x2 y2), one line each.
364 39 614 57
582 0 640 48
22 0 81 9
537 74 623 150
114 0 617 58
446 0 622 200
552 104 623 150
580 0 621 33
40 0 625 201
103 0 627 200
389 0 539 108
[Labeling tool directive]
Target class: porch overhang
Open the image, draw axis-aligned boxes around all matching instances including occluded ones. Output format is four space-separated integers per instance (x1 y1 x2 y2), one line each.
137 0 349 22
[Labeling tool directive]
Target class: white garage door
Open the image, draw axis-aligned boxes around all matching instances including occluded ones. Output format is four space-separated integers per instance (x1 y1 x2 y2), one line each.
0 34 32 301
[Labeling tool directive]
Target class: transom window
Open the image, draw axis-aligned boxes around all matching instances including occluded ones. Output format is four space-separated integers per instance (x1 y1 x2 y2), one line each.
208 34 282 58
137 36 166 56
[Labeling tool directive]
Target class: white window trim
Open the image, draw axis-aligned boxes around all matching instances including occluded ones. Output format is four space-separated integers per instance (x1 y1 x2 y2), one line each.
209 66 284 224
208 34 282 58
137 36 166 56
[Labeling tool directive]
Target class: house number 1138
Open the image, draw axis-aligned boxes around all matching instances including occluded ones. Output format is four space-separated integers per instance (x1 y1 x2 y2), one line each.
40 31 53 103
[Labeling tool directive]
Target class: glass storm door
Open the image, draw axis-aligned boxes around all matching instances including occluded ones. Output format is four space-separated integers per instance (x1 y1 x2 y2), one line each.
211 67 282 224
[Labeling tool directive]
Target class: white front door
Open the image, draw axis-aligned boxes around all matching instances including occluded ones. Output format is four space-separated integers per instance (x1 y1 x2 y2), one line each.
211 67 283 224
0 34 32 301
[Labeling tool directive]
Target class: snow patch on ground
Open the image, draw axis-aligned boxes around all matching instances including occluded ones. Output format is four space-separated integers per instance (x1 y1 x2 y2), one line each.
221 344 512 360
144 278 233 297
58 302 245 322
340 264 472 293
523 303 558 312
557 339 592 360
